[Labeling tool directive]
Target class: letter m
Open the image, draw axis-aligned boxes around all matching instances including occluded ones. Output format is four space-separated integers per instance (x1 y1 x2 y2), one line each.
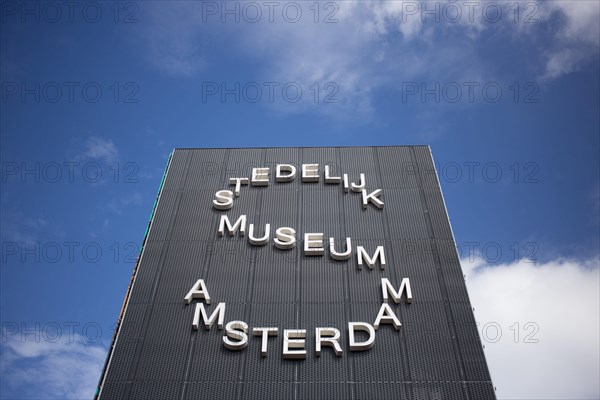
218 215 247 237
193 302 226 330
357 245 386 269
381 278 412 304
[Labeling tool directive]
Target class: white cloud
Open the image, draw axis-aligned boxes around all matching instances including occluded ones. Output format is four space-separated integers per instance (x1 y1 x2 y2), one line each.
79 137 119 165
135 1 598 117
543 48 586 80
546 1 600 45
463 256 600 399
537 1 600 80
0 334 106 399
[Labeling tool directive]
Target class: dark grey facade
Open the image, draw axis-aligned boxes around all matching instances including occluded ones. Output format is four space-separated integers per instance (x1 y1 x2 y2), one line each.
96 146 495 400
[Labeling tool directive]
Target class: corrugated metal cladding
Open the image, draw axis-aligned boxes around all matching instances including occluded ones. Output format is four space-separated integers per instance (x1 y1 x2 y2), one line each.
97 146 495 400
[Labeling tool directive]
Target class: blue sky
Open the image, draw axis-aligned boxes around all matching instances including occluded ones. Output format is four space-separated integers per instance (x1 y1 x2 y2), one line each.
0 1 598 399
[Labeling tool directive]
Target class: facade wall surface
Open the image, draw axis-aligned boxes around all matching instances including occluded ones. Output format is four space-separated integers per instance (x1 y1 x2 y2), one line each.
97 146 495 400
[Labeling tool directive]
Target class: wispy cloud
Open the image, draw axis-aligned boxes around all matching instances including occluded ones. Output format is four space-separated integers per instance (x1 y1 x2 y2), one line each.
24 217 48 232
463 255 600 399
0 229 37 248
135 1 598 117
0 214 50 247
80 137 119 165
538 0 600 80
138 5 209 77
0 334 106 399
107 192 143 215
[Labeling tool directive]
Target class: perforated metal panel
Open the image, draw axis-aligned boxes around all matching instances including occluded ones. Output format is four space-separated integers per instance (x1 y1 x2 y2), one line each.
96 146 495 400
